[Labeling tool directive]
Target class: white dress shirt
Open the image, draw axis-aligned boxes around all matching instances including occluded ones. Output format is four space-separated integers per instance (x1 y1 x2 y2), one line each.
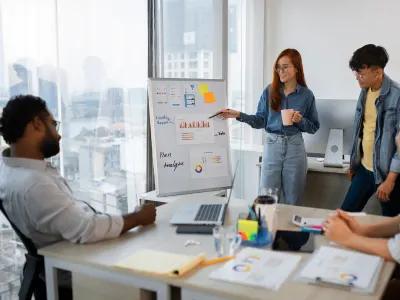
388 232 400 264
0 149 123 248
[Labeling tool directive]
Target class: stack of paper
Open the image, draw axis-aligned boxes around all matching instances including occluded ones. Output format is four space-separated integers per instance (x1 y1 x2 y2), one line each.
114 249 205 277
209 247 301 290
298 246 383 293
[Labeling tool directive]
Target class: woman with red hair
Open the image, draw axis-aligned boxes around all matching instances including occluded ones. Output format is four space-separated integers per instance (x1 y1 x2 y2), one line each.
220 49 319 204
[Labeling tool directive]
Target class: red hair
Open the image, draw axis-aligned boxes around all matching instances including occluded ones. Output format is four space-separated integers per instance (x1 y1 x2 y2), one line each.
270 49 307 111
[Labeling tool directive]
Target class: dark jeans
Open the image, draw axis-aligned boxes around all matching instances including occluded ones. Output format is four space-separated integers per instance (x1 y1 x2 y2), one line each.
341 164 400 216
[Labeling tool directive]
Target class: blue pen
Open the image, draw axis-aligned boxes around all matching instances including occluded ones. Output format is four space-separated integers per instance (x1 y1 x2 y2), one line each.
301 226 323 234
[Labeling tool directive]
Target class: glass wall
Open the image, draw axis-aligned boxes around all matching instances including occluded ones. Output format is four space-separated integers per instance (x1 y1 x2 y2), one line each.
155 0 266 200
0 0 148 295
157 0 223 79
56 0 148 214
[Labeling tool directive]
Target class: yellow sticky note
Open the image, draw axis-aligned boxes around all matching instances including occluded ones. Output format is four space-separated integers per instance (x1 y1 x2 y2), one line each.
198 83 209 96
238 220 258 241
204 91 216 103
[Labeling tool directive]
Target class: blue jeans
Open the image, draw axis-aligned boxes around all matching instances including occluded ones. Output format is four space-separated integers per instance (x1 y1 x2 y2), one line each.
341 164 400 216
261 132 307 205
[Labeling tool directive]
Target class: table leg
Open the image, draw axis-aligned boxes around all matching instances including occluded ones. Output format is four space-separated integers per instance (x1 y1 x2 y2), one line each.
44 257 59 300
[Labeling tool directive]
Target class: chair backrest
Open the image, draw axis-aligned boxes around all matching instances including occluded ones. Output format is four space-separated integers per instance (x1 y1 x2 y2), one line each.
0 199 38 255
0 198 47 300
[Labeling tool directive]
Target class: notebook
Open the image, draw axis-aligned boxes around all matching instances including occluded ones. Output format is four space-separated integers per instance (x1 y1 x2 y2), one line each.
114 249 205 277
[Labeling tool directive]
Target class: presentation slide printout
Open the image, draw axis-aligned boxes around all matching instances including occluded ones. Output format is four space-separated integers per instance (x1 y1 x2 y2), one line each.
189 147 229 179
176 114 215 145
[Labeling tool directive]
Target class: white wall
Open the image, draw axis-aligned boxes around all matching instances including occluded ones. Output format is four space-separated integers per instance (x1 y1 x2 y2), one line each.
264 0 400 99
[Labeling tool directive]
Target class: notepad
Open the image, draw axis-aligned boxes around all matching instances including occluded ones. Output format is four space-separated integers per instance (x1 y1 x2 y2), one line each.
297 246 383 293
114 249 206 277
210 247 301 290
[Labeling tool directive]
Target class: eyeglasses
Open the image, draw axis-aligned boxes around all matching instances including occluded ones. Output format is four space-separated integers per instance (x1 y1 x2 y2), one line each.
353 67 377 79
275 64 294 73
353 70 367 79
50 119 61 131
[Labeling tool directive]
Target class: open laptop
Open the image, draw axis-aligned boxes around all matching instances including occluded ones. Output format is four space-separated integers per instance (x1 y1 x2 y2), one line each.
170 164 238 226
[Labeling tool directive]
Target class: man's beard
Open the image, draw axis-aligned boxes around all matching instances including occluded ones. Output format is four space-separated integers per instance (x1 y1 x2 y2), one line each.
40 129 60 158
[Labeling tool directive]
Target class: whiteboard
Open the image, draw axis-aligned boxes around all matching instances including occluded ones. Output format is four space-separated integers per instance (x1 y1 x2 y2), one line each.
148 79 232 196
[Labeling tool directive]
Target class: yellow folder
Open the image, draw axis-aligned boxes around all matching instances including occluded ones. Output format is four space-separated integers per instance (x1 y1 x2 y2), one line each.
114 249 206 277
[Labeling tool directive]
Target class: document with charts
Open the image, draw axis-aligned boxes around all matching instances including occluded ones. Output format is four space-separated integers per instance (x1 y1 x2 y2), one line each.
210 247 301 290
298 246 383 292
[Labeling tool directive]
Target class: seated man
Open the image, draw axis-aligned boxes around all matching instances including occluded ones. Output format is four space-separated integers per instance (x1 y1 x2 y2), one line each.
0 95 156 247
0 95 156 299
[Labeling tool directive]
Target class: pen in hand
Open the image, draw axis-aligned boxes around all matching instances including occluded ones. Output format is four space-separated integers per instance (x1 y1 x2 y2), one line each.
208 111 223 119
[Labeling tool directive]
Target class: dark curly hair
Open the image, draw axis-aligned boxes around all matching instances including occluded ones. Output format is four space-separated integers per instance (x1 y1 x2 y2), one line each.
349 44 389 71
0 95 49 144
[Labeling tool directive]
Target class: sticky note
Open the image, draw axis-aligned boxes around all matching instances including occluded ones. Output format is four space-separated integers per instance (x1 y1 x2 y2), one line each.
203 92 216 103
198 83 209 96
238 220 258 241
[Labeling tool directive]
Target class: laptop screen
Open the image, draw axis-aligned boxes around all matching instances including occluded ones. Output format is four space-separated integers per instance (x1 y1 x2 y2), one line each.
221 162 238 224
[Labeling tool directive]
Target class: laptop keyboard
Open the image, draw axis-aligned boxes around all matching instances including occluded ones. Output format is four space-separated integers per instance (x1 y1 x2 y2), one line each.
195 204 222 222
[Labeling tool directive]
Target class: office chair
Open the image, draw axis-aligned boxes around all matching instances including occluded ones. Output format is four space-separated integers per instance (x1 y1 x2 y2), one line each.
0 199 46 300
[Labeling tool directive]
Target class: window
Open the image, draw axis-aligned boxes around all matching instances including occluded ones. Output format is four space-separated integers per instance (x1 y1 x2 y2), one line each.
204 61 209 68
180 62 185 68
57 0 148 214
0 0 60 296
189 61 198 68
0 1 148 294
156 0 223 79
189 51 197 59
181 71 185 77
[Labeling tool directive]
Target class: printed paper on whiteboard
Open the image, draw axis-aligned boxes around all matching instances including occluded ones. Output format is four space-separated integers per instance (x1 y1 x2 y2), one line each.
176 114 215 145
168 85 184 108
189 147 228 178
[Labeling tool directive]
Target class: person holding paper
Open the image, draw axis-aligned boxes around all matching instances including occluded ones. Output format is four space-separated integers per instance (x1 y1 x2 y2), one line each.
217 49 319 204
341 44 400 217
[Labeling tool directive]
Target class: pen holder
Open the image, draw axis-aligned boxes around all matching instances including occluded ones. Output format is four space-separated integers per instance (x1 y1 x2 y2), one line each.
237 213 272 247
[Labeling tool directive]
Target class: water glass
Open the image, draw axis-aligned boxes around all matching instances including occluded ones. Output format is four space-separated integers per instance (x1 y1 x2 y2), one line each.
225 227 242 256
213 226 242 257
213 226 225 257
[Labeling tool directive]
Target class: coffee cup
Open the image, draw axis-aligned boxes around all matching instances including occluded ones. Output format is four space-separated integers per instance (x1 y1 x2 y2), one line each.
281 109 294 126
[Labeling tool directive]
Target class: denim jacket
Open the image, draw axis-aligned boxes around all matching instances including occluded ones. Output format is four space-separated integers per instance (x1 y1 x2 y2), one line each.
237 84 319 135
350 74 400 183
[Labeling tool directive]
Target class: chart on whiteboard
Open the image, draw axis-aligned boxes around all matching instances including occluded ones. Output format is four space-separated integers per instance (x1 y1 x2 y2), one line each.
149 79 232 196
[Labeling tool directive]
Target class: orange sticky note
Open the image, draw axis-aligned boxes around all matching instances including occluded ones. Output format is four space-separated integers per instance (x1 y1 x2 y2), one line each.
204 92 216 103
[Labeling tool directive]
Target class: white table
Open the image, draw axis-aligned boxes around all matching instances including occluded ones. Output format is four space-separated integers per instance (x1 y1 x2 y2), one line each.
39 196 396 300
